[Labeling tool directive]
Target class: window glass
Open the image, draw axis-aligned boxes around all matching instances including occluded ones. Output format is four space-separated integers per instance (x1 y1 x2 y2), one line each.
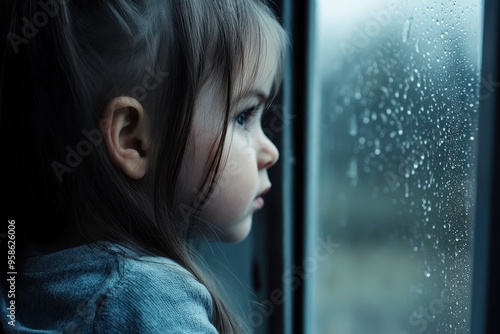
307 1 483 333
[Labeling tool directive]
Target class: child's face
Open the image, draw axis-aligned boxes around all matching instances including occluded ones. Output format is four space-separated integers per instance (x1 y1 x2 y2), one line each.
176 45 280 243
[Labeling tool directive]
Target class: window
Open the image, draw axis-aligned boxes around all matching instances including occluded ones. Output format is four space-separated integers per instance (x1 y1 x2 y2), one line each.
303 0 490 333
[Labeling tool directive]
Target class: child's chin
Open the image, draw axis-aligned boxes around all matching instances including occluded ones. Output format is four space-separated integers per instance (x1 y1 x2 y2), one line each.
221 216 253 243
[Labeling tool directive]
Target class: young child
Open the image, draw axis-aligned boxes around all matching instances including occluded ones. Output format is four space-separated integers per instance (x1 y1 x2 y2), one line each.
0 0 287 332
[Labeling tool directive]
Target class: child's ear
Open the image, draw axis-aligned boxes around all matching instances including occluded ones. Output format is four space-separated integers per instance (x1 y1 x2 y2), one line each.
100 96 151 179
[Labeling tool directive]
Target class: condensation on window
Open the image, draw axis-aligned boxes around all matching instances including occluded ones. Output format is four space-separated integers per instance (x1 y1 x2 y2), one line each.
310 0 482 333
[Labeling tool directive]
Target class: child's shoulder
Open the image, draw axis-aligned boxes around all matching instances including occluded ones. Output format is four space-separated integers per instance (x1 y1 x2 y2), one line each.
6 241 218 333
102 241 215 308
91 242 218 333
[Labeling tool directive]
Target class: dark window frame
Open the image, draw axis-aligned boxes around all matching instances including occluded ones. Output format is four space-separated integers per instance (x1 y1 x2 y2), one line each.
471 0 500 333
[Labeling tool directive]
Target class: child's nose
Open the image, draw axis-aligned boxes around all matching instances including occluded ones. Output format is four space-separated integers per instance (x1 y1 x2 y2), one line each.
257 133 279 170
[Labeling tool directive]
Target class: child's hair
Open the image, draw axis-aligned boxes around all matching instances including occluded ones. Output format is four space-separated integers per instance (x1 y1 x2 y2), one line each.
1 0 287 332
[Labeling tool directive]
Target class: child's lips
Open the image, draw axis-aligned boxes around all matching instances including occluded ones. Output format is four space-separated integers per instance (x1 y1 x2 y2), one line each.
253 186 271 209
256 186 271 198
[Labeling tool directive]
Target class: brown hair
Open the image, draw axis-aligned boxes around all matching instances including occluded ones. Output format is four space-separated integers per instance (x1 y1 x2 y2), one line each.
1 0 287 332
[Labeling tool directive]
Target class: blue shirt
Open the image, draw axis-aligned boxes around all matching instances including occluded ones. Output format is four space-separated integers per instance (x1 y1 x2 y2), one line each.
0 241 219 333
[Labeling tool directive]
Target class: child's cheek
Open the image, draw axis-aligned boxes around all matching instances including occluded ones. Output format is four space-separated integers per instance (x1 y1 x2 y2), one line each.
205 179 249 219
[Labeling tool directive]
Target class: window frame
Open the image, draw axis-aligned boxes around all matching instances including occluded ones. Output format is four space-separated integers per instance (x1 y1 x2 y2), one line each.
471 0 500 333
277 0 311 333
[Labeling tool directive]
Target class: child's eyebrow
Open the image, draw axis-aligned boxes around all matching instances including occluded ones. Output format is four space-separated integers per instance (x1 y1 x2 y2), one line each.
233 89 268 104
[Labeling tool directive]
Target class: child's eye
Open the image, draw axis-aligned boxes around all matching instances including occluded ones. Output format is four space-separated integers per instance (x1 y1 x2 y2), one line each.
235 106 260 128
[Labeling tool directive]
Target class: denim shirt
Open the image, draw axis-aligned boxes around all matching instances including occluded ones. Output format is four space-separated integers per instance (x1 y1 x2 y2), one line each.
0 241 218 333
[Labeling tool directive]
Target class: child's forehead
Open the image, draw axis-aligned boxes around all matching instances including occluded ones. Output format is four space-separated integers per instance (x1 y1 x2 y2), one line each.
195 32 280 111
197 50 277 104
233 44 280 99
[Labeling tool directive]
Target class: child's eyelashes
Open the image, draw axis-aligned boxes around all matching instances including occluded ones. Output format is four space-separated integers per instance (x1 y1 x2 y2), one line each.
235 105 260 129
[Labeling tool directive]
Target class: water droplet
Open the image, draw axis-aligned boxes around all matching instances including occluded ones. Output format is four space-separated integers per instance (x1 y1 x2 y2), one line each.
402 17 413 43
349 114 357 136
347 157 358 187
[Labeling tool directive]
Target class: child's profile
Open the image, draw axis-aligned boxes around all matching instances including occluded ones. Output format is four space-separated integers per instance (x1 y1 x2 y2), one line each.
0 0 287 332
